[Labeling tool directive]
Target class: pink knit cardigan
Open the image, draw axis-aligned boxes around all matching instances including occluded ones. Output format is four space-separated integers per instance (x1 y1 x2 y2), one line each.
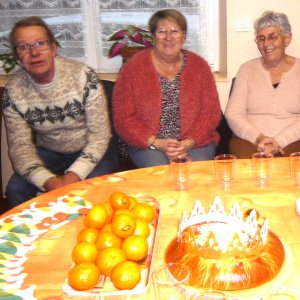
113 48 221 149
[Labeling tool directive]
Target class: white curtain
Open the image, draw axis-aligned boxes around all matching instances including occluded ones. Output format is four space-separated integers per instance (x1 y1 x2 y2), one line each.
0 0 218 73
97 0 215 72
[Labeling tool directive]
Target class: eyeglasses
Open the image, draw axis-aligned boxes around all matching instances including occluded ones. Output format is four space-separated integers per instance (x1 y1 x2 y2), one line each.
155 28 183 38
254 32 281 45
15 40 50 55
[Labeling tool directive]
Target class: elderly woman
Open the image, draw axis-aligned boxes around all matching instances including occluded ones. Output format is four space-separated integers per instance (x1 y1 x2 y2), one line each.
113 9 221 167
225 11 300 158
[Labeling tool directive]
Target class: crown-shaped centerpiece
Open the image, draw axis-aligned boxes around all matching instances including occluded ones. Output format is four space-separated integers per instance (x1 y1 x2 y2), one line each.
177 196 268 259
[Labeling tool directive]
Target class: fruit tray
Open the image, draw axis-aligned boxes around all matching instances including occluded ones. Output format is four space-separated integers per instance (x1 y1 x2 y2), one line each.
63 202 160 297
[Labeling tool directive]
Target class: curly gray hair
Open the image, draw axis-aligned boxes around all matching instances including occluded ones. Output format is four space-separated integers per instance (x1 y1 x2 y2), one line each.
254 11 291 35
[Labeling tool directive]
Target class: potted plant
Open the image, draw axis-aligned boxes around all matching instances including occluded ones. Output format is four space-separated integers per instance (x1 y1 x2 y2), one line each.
0 44 18 74
108 25 154 62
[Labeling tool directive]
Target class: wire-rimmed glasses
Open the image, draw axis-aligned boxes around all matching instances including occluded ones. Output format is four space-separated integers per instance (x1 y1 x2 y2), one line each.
254 32 281 45
15 40 50 56
155 27 183 38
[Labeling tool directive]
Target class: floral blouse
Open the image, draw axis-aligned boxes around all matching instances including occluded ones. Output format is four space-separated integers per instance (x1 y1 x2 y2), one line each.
157 51 186 140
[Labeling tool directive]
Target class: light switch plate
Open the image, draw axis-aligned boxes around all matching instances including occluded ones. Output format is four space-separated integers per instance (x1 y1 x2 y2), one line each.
235 16 250 32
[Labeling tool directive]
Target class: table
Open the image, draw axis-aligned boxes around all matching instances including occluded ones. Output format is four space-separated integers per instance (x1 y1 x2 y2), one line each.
0 157 300 299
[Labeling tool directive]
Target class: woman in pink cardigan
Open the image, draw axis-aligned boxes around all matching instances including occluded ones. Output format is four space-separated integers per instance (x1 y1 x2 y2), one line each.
113 9 221 168
225 11 300 158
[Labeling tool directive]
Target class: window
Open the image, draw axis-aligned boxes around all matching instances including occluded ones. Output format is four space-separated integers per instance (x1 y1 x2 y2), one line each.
0 0 220 74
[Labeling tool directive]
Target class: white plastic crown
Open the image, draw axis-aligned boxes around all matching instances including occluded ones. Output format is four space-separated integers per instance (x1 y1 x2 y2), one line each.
177 196 268 255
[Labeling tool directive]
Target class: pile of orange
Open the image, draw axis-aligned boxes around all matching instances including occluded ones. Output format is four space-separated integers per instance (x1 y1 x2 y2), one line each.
68 191 156 291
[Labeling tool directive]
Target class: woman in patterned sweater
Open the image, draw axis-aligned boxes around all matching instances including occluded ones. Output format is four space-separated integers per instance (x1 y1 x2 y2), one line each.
113 9 221 168
2 16 116 207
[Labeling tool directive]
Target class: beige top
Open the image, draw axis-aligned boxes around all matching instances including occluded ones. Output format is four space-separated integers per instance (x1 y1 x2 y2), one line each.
225 58 300 147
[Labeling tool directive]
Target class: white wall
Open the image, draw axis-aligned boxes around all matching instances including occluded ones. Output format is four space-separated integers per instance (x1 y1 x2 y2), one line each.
2 0 300 195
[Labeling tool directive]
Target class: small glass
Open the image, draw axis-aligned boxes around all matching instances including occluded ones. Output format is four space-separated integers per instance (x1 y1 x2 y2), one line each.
264 288 297 299
189 289 227 299
169 154 191 191
214 154 236 190
251 152 273 187
152 263 190 300
289 152 300 187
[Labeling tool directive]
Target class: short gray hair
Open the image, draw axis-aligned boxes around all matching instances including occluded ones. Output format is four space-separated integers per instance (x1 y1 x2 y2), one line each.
254 11 291 35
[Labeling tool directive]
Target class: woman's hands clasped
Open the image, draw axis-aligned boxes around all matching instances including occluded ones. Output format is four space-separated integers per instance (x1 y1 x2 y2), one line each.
155 138 195 159
256 134 284 156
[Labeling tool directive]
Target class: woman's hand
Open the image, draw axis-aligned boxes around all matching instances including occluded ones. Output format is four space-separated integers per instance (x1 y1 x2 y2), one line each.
179 138 196 152
154 138 195 159
154 138 180 158
256 134 284 155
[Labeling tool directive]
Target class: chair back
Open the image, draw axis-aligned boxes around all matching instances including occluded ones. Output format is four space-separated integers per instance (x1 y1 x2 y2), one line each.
0 87 10 214
0 87 4 199
100 80 135 171
215 78 235 155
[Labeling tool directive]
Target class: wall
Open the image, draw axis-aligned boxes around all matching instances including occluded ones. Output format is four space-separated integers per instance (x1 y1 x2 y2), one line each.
2 0 300 195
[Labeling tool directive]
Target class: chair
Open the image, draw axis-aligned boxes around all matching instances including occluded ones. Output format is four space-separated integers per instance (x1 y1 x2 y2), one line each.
100 80 136 171
215 115 232 155
0 86 10 214
215 78 235 155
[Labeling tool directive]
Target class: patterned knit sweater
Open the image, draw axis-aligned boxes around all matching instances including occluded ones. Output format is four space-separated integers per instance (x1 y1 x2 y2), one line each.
2 56 111 190
225 58 300 148
113 49 221 149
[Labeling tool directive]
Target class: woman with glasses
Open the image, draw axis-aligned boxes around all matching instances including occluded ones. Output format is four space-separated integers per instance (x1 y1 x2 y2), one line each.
113 9 221 168
225 11 300 158
2 16 118 207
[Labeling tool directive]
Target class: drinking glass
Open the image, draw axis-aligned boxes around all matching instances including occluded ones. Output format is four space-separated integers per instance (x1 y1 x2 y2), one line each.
189 289 227 299
214 154 236 189
251 152 273 187
169 154 191 191
152 263 190 300
289 152 300 187
264 289 297 299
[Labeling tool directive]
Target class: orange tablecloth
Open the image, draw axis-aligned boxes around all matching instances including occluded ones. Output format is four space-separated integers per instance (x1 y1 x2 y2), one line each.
0 157 300 299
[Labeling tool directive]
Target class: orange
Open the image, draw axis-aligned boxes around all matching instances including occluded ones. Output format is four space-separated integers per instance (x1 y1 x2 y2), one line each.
121 235 148 261
100 223 113 233
96 247 126 277
84 204 108 229
95 231 122 251
112 214 136 238
72 242 98 264
127 196 138 209
114 209 136 219
109 191 130 210
133 219 150 237
131 203 156 223
111 261 141 290
102 201 114 223
77 227 99 243
68 262 100 291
